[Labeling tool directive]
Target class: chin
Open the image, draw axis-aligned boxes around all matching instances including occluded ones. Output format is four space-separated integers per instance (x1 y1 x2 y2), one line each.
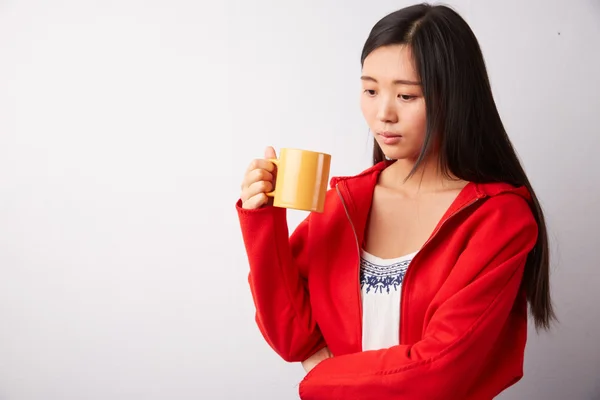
378 144 418 161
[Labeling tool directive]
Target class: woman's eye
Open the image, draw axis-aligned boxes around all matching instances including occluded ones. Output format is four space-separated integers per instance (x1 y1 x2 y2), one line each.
364 90 377 96
399 94 415 101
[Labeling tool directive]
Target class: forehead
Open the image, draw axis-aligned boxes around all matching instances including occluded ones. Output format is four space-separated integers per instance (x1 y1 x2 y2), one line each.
362 45 418 81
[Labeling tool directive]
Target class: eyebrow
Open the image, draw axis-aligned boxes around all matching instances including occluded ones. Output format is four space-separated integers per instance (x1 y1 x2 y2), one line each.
360 75 421 85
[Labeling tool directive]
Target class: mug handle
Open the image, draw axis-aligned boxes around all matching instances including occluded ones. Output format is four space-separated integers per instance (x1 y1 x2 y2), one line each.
265 158 279 198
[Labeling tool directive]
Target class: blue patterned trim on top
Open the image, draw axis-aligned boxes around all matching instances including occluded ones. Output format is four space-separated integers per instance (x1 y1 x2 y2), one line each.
360 257 410 294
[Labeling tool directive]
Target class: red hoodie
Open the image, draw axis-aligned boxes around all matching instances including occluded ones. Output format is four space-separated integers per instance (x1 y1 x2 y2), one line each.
236 161 538 400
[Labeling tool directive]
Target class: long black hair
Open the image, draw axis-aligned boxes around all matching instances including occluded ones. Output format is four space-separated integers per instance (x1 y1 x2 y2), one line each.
362 3 555 330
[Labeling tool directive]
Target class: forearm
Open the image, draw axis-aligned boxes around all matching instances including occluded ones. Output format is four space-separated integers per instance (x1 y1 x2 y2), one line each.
238 202 323 361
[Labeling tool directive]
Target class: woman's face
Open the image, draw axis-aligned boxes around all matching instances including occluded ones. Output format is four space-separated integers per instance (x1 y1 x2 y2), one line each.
360 44 427 161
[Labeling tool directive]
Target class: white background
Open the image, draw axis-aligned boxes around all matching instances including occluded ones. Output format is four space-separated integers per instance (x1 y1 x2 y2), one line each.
0 0 599 399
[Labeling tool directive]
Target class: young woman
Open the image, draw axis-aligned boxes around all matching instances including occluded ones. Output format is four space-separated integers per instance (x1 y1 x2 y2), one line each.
236 3 555 399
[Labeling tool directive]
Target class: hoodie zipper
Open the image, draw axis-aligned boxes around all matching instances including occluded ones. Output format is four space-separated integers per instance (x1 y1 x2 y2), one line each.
398 195 486 344
335 184 363 344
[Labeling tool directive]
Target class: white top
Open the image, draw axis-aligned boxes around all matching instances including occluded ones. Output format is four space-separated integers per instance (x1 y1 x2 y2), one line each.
360 249 417 351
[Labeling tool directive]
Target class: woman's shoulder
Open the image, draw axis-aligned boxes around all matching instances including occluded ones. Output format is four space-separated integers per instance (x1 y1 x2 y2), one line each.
468 182 537 231
476 181 532 200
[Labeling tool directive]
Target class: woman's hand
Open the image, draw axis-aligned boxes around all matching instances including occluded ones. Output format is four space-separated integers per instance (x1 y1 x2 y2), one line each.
240 146 277 210
302 346 333 374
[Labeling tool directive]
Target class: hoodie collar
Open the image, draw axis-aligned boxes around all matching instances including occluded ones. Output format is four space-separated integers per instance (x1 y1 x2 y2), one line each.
330 161 532 247
331 160 532 202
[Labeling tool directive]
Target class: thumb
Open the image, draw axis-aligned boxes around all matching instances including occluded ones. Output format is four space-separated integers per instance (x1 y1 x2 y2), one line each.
264 146 277 160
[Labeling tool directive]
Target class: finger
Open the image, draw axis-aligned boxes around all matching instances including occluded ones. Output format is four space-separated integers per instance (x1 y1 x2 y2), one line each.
301 361 311 373
241 169 274 190
264 147 278 183
245 158 276 174
264 146 277 160
241 180 272 203
242 193 268 210
245 179 274 198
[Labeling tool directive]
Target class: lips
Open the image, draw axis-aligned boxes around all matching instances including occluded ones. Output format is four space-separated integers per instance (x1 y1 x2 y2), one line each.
379 132 402 138
378 131 403 145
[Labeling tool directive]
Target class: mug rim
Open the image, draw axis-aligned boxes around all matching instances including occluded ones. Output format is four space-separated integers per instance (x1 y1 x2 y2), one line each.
280 147 331 157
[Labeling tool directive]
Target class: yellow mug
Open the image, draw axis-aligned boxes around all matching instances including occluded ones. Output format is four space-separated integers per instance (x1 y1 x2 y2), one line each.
267 148 331 213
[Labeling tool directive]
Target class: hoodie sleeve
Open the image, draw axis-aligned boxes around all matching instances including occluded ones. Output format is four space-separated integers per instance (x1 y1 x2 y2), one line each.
237 200 326 362
298 194 538 400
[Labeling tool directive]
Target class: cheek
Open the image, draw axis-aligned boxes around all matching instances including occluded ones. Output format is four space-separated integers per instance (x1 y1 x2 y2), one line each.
360 98 376 126
405 105 427 135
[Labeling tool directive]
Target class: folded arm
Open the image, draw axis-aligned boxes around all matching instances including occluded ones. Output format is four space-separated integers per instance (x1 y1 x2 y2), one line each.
299 195 537 399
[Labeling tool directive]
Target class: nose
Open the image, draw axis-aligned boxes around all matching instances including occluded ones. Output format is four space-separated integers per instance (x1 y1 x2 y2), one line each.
376 95 398 124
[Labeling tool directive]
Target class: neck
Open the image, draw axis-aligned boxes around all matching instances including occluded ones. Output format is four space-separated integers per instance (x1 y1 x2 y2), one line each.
381 154 462 194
